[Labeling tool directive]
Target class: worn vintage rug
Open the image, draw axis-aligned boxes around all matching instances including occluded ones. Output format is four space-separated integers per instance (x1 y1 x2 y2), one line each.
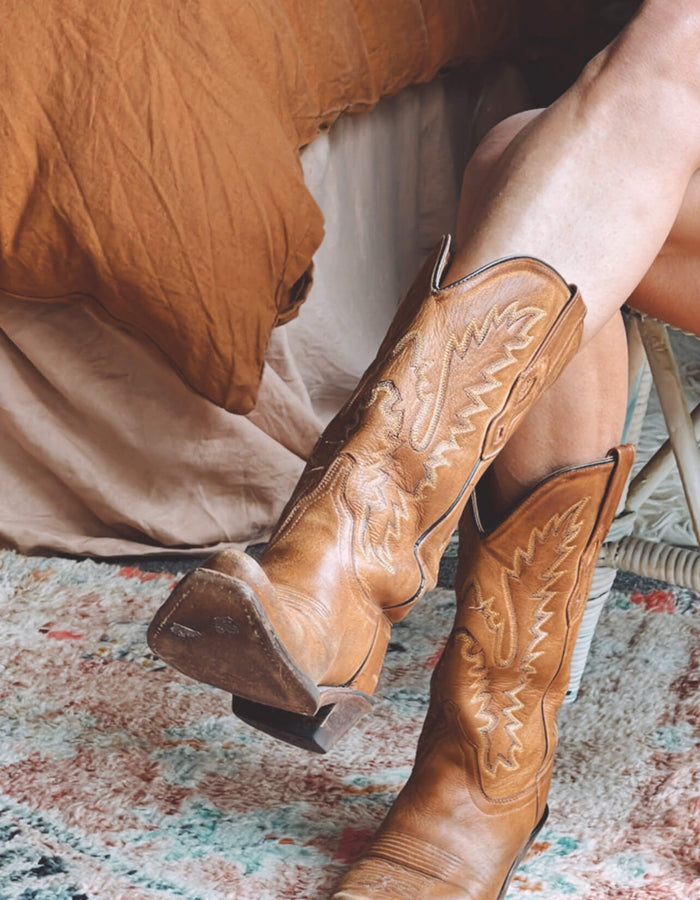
1 551 698 899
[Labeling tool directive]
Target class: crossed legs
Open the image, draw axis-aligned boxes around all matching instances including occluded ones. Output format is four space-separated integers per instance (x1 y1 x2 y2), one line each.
454 0 700 339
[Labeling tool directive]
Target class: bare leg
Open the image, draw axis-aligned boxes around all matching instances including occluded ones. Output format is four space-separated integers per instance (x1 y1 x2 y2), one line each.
458 107 700 339
450 0 700 345
458 113 630 517
630 172 700 334
483 313 628 522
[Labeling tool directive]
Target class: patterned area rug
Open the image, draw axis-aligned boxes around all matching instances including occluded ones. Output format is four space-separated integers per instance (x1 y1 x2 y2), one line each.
1 552 698 899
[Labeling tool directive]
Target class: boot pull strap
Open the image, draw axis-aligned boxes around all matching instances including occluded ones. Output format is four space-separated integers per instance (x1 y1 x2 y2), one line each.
593 444 635 542
579 444 635 577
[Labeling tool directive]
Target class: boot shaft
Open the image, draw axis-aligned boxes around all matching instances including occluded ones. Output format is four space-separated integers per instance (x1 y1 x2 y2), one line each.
264 237 586 617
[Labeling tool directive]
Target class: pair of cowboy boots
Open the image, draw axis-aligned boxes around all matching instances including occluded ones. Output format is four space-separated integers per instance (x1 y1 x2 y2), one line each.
148 236 586 750
147 237 632 897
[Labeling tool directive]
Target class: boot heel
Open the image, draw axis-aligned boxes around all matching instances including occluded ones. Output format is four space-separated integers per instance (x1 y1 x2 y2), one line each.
232 689 374 754
231 614 392 753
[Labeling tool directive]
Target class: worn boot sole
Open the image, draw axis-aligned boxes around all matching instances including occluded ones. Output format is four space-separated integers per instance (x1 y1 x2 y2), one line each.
147 566 384 753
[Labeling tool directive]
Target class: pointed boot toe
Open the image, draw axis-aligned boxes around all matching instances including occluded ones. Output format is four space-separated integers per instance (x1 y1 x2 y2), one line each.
332 855 465 899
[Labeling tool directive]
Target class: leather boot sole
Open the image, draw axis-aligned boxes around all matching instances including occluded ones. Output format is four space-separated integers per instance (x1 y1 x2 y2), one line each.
147 566 387 752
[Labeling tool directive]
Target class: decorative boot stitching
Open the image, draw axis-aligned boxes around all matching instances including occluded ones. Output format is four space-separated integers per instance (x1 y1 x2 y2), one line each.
357 473 412 574
276 585 336 621
336 857 434 896
267 455 351 547
394 301 544 455
351 304 548 571
455 499 589 778
471 498 588 666
453 627 528 776
285 300 550 570
368 832 463 882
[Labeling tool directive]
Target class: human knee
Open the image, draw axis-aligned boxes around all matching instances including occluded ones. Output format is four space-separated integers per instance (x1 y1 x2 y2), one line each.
457 108 542 234
471 109 541 172
561 10 700 177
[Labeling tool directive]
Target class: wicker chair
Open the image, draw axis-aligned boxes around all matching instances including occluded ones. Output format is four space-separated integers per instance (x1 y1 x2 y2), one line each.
567 312 700 701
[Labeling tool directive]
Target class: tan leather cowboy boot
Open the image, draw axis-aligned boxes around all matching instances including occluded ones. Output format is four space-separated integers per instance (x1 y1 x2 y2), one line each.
331 445 634 899
148 237 586 752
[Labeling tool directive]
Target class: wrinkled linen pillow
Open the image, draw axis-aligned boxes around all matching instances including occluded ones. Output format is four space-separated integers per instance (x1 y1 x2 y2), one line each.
0 0 514 412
